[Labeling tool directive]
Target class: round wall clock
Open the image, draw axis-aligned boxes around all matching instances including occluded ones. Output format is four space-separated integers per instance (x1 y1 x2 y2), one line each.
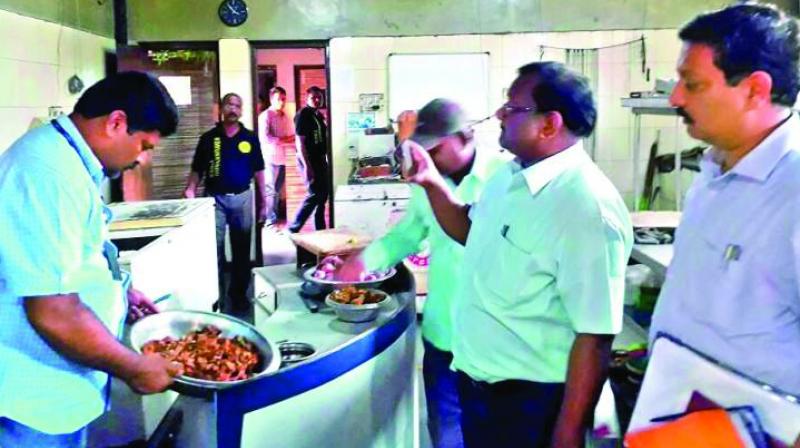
218 0 248 27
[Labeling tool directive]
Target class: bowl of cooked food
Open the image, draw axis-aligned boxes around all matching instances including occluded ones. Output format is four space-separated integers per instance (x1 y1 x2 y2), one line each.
129 310 281 395
324 286 391 323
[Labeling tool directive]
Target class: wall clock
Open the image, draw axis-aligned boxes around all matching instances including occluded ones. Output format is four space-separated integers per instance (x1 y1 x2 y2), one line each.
218 0 248 27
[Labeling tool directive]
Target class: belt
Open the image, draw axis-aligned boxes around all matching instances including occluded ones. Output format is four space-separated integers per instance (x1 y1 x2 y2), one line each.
456 371 564 395
213 187 250 197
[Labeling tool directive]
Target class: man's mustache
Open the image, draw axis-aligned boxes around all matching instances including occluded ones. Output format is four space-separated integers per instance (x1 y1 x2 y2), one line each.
676 107 694 124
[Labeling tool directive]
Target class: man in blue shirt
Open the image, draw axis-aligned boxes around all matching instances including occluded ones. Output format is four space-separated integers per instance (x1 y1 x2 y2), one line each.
0 72 183 447
650 3 800 396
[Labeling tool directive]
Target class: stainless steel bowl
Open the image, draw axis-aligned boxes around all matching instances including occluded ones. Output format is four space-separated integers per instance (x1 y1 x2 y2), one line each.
278 341 316 366
324 289 391 323
128 310 281 395
303 266 396 289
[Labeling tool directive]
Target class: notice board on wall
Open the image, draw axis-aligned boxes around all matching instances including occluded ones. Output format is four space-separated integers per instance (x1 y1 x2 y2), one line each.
387 53 490 122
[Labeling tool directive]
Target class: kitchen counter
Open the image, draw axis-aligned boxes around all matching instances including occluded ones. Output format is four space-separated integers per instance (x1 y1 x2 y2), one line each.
167 263 418 448
630 244 673 278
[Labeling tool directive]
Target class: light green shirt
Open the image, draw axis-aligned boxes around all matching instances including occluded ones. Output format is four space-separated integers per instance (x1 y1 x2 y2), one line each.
362 147 506 351
452 143 633 383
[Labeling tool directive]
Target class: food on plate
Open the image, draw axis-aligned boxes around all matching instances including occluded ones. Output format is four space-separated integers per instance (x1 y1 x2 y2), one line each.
329 286 386 305
141 325 260 382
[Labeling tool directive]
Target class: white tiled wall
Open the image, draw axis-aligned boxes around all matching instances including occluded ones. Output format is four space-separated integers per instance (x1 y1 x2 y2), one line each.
329 29 702 210
0 9 114 154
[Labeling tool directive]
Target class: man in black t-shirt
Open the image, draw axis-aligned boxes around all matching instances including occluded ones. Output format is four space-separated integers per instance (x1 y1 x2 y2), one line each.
184 93 267 314
289 86 329 233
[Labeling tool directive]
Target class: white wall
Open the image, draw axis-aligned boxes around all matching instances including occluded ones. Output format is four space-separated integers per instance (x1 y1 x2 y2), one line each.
219 39 255 130
329 30 701 210
0 8 114 153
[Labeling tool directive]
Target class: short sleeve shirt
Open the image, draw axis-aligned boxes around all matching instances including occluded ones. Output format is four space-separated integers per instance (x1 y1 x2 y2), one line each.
0 115 126 433
294 107 327 166
452 143 633 383
191 123 264 195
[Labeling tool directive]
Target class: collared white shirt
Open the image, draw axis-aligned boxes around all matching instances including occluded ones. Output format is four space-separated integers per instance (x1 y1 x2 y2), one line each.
452 142 633 383
0 115 126 433
651 114 800 395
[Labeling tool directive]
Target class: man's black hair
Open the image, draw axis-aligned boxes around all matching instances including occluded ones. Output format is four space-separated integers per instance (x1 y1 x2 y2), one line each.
221 92 242 105
679 2 800 107
270 86 287 96
73 71 178 136
517 61 596 137
306 86 323 95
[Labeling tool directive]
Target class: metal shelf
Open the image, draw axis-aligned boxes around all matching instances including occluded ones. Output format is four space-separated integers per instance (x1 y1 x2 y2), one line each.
621 97 683 211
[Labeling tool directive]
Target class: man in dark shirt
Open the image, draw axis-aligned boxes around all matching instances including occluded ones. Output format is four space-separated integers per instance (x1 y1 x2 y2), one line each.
289 86 329 233
184 93 267 314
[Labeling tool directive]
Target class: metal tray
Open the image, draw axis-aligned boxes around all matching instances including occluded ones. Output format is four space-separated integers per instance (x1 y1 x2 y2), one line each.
128 310 281 396
302 266 396 289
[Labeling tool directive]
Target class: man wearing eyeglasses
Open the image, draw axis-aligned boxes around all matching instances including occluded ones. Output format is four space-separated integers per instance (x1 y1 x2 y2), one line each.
405 62 632 448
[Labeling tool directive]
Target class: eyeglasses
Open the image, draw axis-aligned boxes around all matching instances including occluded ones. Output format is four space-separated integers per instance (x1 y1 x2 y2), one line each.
498 104 538 116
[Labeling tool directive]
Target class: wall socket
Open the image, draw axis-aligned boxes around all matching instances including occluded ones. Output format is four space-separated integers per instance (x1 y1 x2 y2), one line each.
48 106 63 119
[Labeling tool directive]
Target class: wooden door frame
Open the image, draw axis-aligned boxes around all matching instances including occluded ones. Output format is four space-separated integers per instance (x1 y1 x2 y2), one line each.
293 64 327 111
248 42 335 228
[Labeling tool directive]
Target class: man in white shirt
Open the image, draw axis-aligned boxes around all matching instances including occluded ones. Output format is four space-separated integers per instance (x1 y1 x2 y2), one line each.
650 3 800 396
405 62 632 448
258 86 295 227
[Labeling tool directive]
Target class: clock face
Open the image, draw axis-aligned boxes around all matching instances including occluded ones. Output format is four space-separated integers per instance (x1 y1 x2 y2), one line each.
218 0 248 27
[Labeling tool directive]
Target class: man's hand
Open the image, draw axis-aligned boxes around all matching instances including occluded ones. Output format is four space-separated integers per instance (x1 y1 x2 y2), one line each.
127 287 158 323
183 188 196 199
396 110 418 142
123 353 183 394
402 140 445 189
334 253 366 282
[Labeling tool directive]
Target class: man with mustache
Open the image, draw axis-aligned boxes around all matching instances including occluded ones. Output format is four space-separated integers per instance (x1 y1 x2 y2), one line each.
405 62 632 447
0 72 182 447
185 93 267 315
650 2 800 397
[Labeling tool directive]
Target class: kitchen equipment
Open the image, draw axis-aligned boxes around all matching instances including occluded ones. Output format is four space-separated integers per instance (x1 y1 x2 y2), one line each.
325 289 391 323
129 310 281 396
303 266 396 289
333 184 411 238
278 342 317 366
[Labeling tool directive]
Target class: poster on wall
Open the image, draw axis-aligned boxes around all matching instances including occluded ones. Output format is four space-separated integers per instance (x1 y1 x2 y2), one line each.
359 93 384 112
347 112 376 130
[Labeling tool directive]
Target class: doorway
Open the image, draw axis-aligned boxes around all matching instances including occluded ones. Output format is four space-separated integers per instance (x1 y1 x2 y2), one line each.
251 43 330 236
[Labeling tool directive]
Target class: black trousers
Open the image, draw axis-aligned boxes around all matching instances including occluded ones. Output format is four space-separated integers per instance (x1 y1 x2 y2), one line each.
289 162 329 232
456 371 565 448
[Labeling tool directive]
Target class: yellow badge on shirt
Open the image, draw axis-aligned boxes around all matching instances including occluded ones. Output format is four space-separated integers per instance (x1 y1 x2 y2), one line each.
238 141 252 154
